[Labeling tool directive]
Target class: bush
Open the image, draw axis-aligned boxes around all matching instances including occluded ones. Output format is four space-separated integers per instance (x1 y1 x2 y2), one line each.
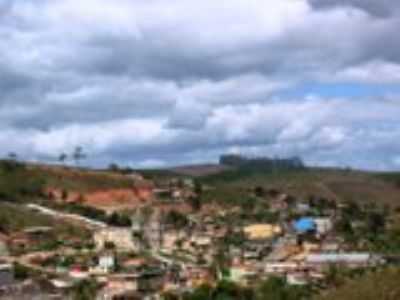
13 262 30 280
0 161 44 203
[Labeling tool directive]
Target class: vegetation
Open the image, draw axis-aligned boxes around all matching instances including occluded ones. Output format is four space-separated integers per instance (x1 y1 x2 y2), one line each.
316 268 400 300
71 279 98 300
219 154 305 171
13 262 31 280
0 203 54 233
165 210 189 229
375 172 400 188
178 277 311 300
0 160 44 203
199 167 400 209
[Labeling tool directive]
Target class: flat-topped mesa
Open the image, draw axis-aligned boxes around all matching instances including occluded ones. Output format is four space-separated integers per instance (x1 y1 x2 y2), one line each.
219 154 305 170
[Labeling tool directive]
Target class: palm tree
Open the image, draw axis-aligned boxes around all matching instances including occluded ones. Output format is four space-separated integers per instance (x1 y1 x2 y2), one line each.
59 153 68 165
8 152 17 161
73 146 86 166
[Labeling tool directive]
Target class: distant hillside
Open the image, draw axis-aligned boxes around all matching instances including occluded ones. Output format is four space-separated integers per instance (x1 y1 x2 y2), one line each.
1 159 399 210
170 164 234 177
219 154 305 170
199 167 400 208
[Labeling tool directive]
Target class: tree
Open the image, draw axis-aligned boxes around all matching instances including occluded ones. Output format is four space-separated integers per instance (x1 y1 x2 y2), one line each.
183 284 213 300
104 241 116 250
367 211 385 235
59 153 68 164
8 152 17 161
165 210 189 229
13 262 29 280
254 186 265 197
108 163 120 172
212 245 231 280
73 146 86 166
71 279 98 300
194 181 203 195
188 195 202 212
108 212 132 227
61 189 69 201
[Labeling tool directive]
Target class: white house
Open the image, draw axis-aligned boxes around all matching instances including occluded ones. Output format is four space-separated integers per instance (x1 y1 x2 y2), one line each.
98 253 116 274
314 218 333 235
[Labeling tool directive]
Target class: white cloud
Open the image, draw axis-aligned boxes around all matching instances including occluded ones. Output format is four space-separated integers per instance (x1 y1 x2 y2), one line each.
331 60 400 84
1 0 400 170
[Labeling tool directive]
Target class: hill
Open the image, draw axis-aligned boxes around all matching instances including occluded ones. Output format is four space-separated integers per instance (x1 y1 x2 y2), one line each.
0 160 153 214
1 159 400 210
198 167 400 208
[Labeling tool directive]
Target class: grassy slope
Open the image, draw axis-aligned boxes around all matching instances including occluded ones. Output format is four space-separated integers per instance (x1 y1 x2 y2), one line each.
0 202 54 232
199 167 400 208
376 172 400 185
316 268 400 300
0 202 87 238
26 164 135 192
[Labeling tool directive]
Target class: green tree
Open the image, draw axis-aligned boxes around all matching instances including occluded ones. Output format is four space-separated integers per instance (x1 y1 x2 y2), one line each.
73 146 86 166
71 279 98 300
13 262 29 280
188 195 202 212
59 153 68 164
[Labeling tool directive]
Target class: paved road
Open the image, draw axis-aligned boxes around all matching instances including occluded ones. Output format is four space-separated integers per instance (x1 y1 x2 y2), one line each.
26 203 107 229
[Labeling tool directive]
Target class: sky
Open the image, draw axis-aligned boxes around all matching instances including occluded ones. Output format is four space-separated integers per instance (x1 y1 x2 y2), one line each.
0 0 400 170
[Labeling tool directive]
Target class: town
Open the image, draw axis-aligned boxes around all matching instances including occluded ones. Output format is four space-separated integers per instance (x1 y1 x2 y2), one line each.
1 156 399 300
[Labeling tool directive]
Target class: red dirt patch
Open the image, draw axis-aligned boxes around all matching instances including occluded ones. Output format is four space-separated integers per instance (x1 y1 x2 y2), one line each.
46 182 154 213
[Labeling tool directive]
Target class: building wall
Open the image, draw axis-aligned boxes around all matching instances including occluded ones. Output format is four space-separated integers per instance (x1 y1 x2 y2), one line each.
94 229 137 252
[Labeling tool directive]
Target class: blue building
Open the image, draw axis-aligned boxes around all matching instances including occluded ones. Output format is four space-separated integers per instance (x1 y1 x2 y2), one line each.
294 217 316 233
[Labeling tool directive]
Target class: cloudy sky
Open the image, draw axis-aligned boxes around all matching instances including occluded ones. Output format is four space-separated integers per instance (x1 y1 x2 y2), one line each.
1 0 400 170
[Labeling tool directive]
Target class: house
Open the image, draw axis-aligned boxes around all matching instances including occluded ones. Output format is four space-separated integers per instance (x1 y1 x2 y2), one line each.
0 263 14 290
97 253 116 274
265 262 302 274
305 253 383 269
266 241 301 262
137 268 165 294
302 241 320 253
49 278 74 290
190 235 212 248
295 202 311 214
23 226 53 236
243 224 282 241
314 218 333 235
270 194 290 212
161 231 181 253
144 218 164 251
286 272 309 286
94 228 138 252
229 264 258 286
123 258 146 274
98 276 139 300
293 218 316 234
184 266 212 288
133 181 154 201
320 240 341 252
8 232 31 252
69 266 89 280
